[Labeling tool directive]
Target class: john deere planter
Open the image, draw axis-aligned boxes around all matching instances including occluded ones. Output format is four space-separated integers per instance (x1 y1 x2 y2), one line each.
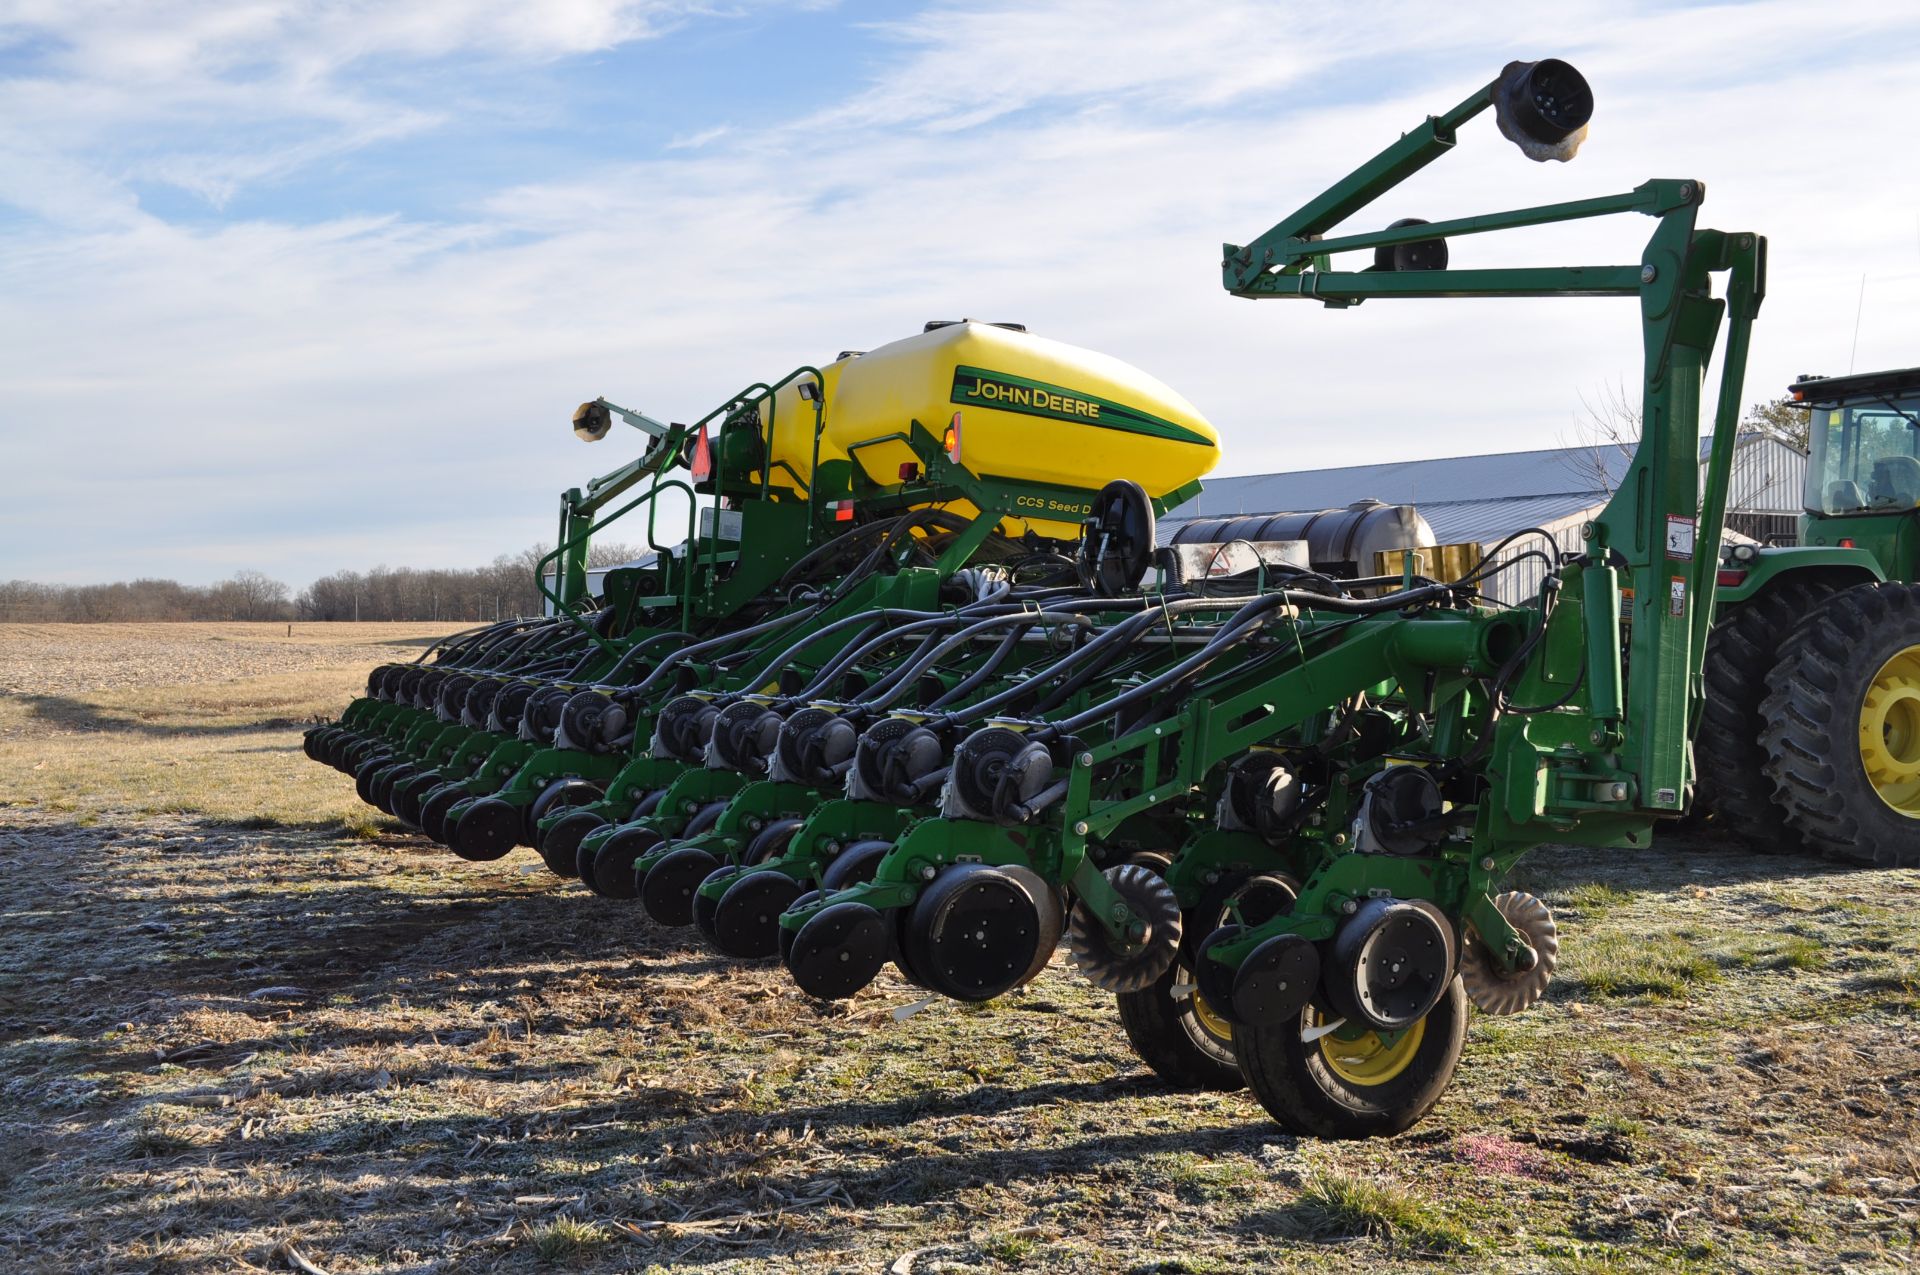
306 57 1917 1139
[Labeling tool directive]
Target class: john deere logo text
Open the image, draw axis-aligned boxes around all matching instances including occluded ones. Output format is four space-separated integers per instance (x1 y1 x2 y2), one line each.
964 376 1102 419
950 366 1210 445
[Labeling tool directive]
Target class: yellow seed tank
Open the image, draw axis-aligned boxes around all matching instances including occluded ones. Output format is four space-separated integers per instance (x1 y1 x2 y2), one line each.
759 321 1220 538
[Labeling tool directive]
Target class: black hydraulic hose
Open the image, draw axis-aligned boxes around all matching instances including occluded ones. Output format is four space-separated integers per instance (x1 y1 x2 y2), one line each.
1044 605 1289 737
858 608 1097 710
926 622 1033 709
942 596 1236 726
1021 608 1188 715
578 628 698 687
846 588 1102 704
1038 583 1446 740
774 517 910 592
480 618 583 672
439 615 536 650
783 619 894 698
1454 528 1564 588
783 598 1034 706
427 617 547 666
611 602 828 700
748 603 1008 701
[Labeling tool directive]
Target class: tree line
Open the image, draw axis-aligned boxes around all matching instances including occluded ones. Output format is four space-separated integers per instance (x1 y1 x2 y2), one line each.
0 543 647 624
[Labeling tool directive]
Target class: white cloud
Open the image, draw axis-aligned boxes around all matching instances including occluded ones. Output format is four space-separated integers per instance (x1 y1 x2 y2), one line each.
1 0 1917 587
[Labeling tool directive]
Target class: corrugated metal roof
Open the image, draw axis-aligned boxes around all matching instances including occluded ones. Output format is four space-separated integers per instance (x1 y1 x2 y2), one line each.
1168 445 1611 520
1165 435 1779 526
1413 493 1601 545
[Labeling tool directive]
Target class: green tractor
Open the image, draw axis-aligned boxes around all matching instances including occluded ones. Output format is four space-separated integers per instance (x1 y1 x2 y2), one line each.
1699 367 1920 864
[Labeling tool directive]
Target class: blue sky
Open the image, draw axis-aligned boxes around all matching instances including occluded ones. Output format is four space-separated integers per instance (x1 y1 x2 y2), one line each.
2 0 1917 587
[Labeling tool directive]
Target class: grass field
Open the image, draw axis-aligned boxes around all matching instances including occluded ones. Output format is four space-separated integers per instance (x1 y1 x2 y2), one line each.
1 622 1916 1273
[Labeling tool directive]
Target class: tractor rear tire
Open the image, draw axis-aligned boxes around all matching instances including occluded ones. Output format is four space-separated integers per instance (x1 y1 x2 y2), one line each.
1696 577 1840 852
1760 583 1920 867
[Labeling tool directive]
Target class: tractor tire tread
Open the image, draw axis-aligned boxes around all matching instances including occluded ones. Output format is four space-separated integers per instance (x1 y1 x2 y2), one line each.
1696 577 1838 852
1760 583 1920 867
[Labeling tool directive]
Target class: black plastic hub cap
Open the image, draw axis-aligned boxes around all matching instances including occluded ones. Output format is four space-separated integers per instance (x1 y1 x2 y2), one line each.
786 901 891 1000
640 845 720 927
447 797 521 862
1230 932 1321 1027
418 785 467 844
904 864 1045 1003
712 870 807 959
585 824 661 896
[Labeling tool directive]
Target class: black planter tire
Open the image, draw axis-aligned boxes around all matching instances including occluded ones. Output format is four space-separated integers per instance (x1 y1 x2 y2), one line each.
1115 955 1242 1091
1232 976 1468 1140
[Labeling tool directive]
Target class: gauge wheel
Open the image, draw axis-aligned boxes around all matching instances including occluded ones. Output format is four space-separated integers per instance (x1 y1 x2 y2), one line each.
1232 977 1467 1139
1761 583 1920 866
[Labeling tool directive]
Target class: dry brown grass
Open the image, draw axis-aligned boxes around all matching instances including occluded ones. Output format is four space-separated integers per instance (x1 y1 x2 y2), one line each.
0 624 1917 1273
0 622 451 829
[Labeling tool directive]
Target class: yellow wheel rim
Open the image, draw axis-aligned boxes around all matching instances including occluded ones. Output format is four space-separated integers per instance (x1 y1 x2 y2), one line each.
1189 982 1234 1045
1860 644 1920 818
1315 1011 1426 1087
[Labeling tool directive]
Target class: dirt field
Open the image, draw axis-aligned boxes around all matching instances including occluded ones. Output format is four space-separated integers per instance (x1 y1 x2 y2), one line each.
0 622 1916 1274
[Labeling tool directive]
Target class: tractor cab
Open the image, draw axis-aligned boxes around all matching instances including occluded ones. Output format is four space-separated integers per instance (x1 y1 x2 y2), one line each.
1792 367 1920 576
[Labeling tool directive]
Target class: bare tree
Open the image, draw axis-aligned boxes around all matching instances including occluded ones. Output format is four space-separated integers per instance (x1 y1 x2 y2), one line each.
1560 379 1642 494
220 570 291 621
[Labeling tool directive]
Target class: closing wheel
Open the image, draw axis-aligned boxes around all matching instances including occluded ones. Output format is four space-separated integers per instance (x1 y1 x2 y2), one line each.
1460 891 1558 1016
743 818 805 865
1066 864 1182 993
527 779 602 844
1115 869 1296 1090
353 753 395 805
682 800 730 839
447 797 521 862
786 901 891 1000
1233 976 1469 1139
369 763 414 813
392 770 441 827
711 870 807 959
585 823 661 897
639 845 720 927
1762 583 1920 867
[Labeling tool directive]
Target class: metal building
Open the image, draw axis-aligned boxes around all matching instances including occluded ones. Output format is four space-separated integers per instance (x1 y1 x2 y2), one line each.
1164 435 1807 603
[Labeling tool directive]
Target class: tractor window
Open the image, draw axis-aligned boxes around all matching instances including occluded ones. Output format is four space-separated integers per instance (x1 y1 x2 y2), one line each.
1806 395 1920 515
